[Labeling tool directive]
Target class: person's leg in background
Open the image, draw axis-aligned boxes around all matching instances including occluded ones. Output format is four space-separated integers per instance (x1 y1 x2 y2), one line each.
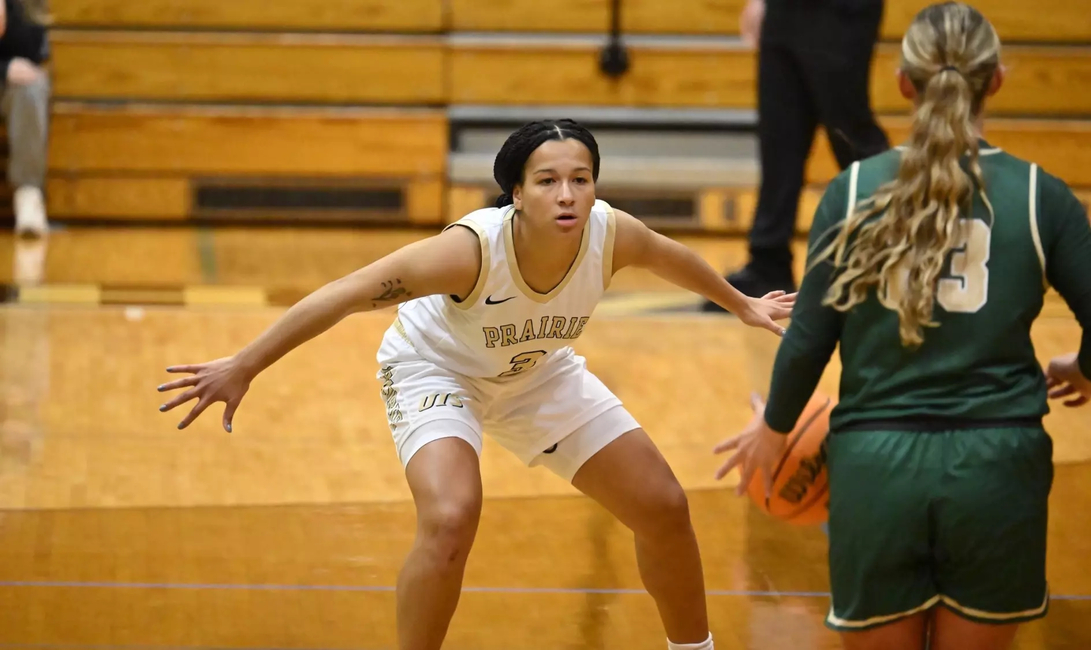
807 0 890 170
3 60 51 237
706 0 887 310
704 4 817 311
703 25 817 311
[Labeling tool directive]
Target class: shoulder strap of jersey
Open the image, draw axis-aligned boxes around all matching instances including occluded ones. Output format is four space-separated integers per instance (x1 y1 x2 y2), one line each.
442 210 494 310
1027 162 1048 289
596 200 619 290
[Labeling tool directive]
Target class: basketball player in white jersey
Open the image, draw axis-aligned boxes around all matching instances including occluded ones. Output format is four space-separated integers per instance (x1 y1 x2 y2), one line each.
157 119 796 650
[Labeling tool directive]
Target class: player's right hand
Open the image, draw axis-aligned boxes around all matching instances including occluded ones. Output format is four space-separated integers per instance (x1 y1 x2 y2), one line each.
713 392 786 497
157 356 252 431
1045 352 1091 408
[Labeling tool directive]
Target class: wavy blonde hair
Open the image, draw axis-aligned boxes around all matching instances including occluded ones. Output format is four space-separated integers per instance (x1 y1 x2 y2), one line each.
810 2 1000 346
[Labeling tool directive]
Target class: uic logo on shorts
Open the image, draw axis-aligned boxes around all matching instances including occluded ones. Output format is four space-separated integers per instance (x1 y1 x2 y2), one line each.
419 393 465 412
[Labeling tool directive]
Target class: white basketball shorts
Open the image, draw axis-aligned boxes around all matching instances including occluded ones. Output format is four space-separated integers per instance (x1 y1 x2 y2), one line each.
375 323 641 481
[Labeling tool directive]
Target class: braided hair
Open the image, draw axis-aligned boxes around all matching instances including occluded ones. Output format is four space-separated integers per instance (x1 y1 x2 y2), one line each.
493 119 601 208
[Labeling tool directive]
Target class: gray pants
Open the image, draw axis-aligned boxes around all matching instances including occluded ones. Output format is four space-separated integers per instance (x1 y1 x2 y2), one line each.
1 75 49 188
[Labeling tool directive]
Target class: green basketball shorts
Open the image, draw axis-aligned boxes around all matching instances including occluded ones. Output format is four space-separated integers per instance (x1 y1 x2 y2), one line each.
824 425 1053 632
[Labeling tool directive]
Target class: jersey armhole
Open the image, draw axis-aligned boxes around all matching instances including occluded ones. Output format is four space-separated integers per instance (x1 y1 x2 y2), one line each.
601 202 618 290
1027 163 1048 290
442 220 491 310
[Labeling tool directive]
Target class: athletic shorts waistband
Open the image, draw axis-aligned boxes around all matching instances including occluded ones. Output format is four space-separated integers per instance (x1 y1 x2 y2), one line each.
836 416 1043 434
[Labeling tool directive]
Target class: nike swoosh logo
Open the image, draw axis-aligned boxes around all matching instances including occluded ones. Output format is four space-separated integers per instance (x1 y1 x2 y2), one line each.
485 295 515 305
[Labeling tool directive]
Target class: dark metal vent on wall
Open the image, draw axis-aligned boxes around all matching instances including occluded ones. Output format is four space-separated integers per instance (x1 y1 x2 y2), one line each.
599 196 695 220
192 178 407 223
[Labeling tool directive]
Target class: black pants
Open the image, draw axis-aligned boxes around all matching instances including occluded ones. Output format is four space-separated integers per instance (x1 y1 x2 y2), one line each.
747 0 889 269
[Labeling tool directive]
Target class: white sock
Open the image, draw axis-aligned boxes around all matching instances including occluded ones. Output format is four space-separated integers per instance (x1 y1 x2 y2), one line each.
668 632 713 650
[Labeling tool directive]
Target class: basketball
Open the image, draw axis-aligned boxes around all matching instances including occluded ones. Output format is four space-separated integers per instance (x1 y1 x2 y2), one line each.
747 392 834 526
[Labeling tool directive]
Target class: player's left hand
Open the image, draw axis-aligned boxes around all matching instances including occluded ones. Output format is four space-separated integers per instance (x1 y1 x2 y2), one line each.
1045 352 1091 407
737 290 796 336
713 392 786 497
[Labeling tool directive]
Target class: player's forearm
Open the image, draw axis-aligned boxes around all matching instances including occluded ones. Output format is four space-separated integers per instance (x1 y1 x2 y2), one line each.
763 262 840 432
645 235 751 312
764 336 831 433
233 268 411 379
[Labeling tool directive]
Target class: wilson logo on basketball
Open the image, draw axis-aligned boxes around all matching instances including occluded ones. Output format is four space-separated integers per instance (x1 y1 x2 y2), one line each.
778 440 829 504
747 393 833 526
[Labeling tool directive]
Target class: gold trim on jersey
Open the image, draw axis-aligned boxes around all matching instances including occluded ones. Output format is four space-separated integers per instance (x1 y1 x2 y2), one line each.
938 590 1049 622
828 589 1050 627
1028 163 1049 290
502 206 591 304
602 202 617 290
826 595 941 629
846 161 860 219
442 218 491 310
393 316 413 345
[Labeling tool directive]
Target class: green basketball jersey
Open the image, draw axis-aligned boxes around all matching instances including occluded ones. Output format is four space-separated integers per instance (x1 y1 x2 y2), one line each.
765 141 1091 433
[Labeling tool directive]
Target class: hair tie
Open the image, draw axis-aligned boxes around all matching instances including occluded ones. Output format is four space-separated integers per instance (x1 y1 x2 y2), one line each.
940 65 960 73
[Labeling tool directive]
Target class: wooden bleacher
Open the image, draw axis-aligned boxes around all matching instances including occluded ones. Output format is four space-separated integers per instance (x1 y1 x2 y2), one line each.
40 0 1091 230
50 0 444 32
47 103 447 224
46 0 450 225
446 117 1091 234
448 41 1091 116
809 119 1091 188
448 0 745 35
879 0 1091 42
50 31 446 105
447 0 1091 42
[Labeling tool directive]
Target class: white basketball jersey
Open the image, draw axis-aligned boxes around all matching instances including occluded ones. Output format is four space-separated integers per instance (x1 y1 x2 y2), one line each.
392 200 618 379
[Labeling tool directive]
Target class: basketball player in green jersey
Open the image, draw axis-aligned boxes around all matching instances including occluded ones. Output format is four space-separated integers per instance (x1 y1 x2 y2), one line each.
715 3 1091 649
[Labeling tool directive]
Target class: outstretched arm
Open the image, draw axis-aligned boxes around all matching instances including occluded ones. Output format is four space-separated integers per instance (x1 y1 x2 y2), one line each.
610 208 795 335
1039 170 1091 407
157 225 483 430
713 173 847 495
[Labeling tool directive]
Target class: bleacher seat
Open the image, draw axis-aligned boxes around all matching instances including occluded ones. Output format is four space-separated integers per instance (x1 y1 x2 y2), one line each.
51 0 444 32
447 0 1091 42
47 103 447 225
40 0 1091 232
50 31 446 105
448 38 1091 116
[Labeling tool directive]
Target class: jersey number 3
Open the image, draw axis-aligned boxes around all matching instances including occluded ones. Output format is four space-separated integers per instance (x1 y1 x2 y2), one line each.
888 218 991 313
499 350 547 378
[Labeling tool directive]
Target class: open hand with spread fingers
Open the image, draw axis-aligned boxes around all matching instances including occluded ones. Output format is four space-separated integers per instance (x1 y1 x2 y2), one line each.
157 356 252 432
712 392 787 497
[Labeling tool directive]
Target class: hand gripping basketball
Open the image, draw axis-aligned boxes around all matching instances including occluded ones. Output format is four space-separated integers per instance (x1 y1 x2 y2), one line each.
713 393 785 497
714 392 833 526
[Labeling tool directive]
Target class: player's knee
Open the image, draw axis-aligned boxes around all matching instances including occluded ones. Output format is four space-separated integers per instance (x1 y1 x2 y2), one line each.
417 495 481 565
633 479 692 541
10 73 48 95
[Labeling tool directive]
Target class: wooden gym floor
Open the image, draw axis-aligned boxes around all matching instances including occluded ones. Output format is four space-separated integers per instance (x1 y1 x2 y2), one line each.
0 226 1089 649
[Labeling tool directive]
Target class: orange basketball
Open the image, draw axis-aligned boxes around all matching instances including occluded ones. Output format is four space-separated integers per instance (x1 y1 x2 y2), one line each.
747 392 834 526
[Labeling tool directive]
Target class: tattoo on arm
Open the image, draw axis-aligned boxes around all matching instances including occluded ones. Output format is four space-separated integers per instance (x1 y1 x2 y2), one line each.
371 279 413 308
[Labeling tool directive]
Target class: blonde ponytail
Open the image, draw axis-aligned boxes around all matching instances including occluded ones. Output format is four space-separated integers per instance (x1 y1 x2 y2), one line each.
810 2 1000 347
